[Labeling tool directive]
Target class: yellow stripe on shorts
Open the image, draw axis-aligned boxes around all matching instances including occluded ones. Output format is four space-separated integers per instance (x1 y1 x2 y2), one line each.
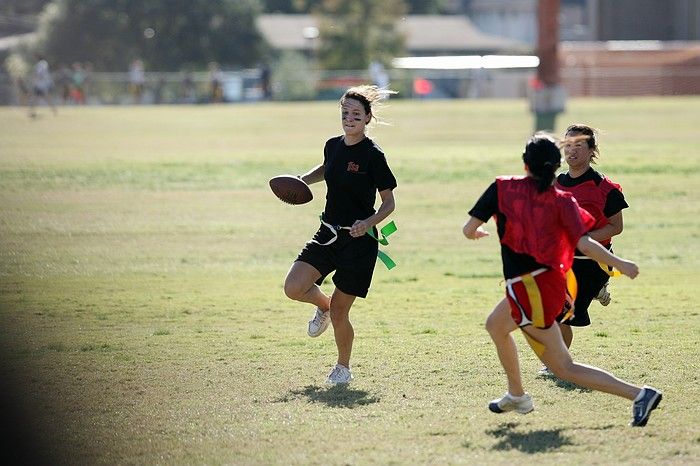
565 268 578 301
522 331 546 357
522 273 545 328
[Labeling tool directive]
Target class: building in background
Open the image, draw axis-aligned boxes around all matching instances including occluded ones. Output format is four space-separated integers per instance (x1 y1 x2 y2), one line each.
256 14 528 57
467 0 700 43
2 3 699 103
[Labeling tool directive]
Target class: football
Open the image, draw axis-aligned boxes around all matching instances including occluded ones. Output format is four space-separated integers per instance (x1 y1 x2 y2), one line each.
269 175 313 205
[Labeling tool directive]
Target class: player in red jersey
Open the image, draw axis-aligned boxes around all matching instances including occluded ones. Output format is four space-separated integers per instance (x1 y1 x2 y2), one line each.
462 134 661 426
553 124 627 355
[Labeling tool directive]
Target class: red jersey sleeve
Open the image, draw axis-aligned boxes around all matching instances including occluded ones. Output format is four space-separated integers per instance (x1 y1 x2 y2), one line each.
557 192 595 248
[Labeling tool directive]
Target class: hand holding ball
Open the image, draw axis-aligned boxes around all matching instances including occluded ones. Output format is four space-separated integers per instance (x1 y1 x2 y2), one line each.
269 175 313 205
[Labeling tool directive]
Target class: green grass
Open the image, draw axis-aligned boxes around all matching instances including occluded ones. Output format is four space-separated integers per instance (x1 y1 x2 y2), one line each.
0 98 699 465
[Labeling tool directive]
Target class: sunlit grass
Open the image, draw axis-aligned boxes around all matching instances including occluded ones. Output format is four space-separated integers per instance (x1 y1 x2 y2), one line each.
0 97 699 464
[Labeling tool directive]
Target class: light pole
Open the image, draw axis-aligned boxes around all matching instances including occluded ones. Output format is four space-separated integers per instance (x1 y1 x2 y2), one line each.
531 0 566 132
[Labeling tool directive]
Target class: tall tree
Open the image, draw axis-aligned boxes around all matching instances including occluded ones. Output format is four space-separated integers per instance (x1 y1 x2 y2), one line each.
262 0 323 13
0 0 52 16
26 0 265 71
404 0 448 14
314 0 407 70
0 0 50 35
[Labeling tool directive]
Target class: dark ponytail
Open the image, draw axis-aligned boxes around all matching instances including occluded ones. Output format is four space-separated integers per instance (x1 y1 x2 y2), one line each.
534 161 557 192
522 134 561 193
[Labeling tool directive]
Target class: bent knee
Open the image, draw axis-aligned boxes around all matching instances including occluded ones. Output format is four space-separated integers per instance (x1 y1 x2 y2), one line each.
485 314 503 336
548 361 575 380
283 279 305 301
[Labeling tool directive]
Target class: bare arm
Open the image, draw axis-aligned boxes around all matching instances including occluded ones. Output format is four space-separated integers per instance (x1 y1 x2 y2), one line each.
463 216 490 240
349 188 395 237
300 164 325 185
587 211 623 243
577 235 638 278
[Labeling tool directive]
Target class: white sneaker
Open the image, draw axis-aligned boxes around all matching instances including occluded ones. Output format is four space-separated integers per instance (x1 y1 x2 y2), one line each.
307 307 330 337
488 392 534 414
326 364 353 385
596 284 611 306
538 366 553 377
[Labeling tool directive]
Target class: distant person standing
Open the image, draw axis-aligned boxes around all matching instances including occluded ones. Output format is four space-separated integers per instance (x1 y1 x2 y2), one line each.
56 64 72 104
260 64 272 100
28 57 57 118
180 71 197 104
369 61 390 90
70 62 86 105
209 62 224 103
128 59 146 103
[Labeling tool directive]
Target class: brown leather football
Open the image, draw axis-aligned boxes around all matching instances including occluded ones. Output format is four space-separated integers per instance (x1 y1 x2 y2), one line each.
269 175 313 205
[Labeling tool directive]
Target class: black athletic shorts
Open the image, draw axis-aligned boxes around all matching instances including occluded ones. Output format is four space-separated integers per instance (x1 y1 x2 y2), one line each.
559 257 611 327
296 223 379 298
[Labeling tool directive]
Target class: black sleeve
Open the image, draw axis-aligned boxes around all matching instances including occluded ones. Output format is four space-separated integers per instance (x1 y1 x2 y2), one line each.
603 188 628 218
468 182 498 222
323 140 331 165
370 151 397 192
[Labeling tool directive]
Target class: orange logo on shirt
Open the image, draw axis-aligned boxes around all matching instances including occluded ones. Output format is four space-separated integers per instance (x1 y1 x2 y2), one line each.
347 162 360 172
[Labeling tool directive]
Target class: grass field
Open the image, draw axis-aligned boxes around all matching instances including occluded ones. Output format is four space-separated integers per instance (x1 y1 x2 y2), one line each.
0 97 699 465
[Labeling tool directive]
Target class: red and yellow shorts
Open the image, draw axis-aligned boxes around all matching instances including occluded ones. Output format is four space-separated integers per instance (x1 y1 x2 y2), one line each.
505 268 577 329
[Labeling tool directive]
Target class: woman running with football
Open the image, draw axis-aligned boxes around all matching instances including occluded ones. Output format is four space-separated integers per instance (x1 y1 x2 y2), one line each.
283 85 397 385
462 133 661 426
550 124 628 358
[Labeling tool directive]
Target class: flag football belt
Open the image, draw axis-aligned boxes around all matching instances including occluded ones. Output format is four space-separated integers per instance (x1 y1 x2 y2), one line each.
506 267 578 324
573 255 622 277
507 267 578 357
312 218 397 270
504 267 548 285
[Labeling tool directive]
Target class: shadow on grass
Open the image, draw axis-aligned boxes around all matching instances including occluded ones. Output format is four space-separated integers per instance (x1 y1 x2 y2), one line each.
538 372 592 393
276 385 380 408
485 421 574 453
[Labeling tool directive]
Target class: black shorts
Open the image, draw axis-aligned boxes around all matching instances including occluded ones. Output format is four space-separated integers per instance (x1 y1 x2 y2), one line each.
559 257 611 327
296 224 379 298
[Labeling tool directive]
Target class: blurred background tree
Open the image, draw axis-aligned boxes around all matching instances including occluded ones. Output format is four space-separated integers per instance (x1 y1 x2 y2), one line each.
0 0 52 16
0 0 49 36
24 0 266 71
3 0 449 72
314 0 407 70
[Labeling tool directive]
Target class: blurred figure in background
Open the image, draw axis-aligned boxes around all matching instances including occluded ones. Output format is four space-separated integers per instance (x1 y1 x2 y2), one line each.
128 59 146 103
369 61 389 90
209 62 224 103
260 64 272 100
28 57 57 118
70 62 86 104
180 71 197 104
56 64 72 104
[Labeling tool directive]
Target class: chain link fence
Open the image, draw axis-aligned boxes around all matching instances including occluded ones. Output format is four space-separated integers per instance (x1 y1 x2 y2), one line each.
2 65 699 106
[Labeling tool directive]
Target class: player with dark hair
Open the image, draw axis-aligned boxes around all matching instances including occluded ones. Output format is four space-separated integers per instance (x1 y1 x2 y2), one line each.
549 124 627 359
283 85 397 384
462 133 661 426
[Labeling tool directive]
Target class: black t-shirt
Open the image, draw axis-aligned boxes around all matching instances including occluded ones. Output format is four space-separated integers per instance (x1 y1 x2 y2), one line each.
322 136 397 226
468 182 548 279
556 168 628 218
